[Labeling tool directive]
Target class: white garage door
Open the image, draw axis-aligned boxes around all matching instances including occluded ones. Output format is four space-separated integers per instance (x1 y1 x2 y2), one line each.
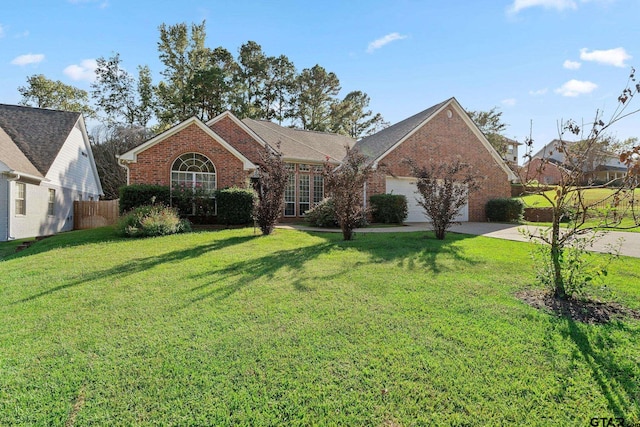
385 176 468 222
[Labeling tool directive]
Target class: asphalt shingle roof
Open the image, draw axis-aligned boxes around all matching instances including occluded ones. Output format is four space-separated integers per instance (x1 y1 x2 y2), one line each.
242 118 355 163
0 104 81 176
353 98 451 162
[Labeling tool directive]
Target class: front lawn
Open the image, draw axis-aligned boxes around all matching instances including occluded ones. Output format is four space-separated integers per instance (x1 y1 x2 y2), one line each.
1 227 639 425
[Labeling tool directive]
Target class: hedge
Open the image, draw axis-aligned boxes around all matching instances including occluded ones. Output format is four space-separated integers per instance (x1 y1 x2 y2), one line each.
485 198 524 222
216 187 256 225
119 184 171 214
370 194 408 224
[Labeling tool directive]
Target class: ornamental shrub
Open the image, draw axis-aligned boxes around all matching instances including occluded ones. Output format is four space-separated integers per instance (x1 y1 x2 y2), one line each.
305 198 338 227
485 198 524 222
119 184 171 214
216 187 255 225
116 205 191 237
369 194 408 224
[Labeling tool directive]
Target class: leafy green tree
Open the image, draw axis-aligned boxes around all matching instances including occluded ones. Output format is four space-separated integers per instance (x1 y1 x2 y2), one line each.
231 41 270 119
263 54 296 124
18 74 95 118
291 64 341 131
91 53 154 127
467 107 509 157
155 21 209 128
185 47 236 121
330 91 388 139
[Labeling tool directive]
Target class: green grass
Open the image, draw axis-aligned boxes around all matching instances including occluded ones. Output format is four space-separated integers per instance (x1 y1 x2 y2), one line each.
1 227 639 425
519 188 640 208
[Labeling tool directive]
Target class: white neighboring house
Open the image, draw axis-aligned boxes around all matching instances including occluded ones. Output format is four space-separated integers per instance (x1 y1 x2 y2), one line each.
0 104 103 241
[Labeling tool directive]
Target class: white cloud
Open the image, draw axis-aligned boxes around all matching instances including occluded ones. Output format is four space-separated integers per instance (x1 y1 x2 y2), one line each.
11 53 45 66
508 0 577 14
555 79 597 97
579 47 631 67
63 59 97 81
502 98 517 107
563 60 581 70
529 88 548 96
366 32 407 53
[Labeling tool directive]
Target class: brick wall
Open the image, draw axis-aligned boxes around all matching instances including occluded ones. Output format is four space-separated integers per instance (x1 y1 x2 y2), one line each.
128 123 251 188
366 106 511 221
208 116 264 165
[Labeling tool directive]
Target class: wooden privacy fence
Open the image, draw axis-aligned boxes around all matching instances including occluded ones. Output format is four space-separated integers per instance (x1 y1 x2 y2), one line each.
74 199 120 230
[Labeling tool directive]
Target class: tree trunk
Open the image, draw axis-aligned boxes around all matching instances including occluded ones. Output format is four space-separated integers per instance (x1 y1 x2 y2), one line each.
342 225 353 241
551 210 566 299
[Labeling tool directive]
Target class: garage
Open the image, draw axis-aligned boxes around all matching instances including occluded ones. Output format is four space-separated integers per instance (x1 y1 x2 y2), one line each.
385 176 468 223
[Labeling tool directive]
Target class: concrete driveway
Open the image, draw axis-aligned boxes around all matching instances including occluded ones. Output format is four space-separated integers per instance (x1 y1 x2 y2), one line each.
278 222 640 258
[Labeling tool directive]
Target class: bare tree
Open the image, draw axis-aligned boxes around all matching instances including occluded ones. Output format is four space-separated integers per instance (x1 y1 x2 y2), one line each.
521 68 640 300
252 143 288 235
323 147 375 241
407 159 483 240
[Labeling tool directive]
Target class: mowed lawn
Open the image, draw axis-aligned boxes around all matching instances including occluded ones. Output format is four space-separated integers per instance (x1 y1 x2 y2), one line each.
1 227 639 426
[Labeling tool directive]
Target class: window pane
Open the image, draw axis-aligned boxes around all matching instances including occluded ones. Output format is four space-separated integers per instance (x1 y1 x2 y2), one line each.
48 189 55 216
15 183 26 215
284 172 296 216
299 175 310 215
313 175 324 205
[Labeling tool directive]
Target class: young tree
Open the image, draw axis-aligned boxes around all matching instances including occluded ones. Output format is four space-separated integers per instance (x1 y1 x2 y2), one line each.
18 74 95 118
521 68 640 300
252 143 289 235
323 147 375 241
407 159 482 240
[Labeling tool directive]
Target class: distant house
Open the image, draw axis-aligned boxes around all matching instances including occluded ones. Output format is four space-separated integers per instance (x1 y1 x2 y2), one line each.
0 104 103 241
522 139 627 185
119 97 515 223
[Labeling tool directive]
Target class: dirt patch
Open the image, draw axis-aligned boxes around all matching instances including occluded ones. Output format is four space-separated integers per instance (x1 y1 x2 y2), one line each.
516 289 640 324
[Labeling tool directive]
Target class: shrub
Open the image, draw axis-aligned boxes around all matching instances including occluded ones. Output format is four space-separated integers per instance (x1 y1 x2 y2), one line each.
486 198 524 222
116 205 191 237
216 187 255 225
305 198 338 227
369 194 408 224
119 184 171 214
171 184 216 221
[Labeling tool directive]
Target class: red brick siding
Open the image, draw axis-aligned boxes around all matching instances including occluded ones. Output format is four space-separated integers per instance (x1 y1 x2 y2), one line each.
366 107 511 221
128 123 251 189
209 116 264 165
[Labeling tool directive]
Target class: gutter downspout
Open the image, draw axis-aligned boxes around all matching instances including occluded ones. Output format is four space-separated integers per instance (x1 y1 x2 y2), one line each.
116 156 131 186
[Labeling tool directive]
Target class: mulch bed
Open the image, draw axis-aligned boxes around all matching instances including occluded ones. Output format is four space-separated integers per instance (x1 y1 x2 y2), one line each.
516 289 640 324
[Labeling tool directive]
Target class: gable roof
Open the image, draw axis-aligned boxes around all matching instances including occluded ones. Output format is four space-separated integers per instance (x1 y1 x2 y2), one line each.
354 97 517 180
118 116 256 170
242 118 355 163
0 104 81 176
353 98 450 162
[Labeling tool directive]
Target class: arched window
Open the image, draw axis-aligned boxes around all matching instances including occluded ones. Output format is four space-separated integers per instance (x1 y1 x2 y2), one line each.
170 153 216 193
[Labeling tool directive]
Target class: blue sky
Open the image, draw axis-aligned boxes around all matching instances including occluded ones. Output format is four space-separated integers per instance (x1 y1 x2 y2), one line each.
1 0 638 161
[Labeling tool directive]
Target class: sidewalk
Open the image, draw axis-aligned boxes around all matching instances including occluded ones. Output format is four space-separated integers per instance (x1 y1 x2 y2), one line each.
277 222 640 258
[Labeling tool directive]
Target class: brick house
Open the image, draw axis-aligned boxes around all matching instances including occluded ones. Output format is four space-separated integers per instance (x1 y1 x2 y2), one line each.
118 98 515 222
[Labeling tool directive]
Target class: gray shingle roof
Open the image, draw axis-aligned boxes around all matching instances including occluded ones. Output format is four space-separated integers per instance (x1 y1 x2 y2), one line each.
353 98 451 162
0 104 81 176
242 118 355 163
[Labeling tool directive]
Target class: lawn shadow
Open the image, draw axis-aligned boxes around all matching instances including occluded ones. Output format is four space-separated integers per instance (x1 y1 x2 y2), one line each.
564 318 640 419
332 230 481 274
11 233 257 305
544 317 640 419
185 240 338 305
